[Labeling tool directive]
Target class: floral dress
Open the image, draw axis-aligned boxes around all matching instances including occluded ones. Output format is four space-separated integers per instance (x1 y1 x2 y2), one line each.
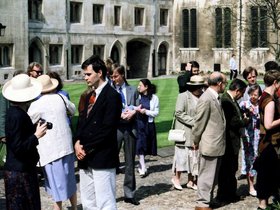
239 100 260 177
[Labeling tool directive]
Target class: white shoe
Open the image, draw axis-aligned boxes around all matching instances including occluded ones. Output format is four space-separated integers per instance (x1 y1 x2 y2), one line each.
186 182 197 190
171 178 183 190
138 168 147 177
249 190 257 197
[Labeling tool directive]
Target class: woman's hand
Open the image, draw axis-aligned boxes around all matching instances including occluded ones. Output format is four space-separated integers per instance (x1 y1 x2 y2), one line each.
34 122 47 139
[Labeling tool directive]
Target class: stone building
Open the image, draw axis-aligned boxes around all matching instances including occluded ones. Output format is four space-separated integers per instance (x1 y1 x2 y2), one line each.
0 0 278 84
173 0 278 74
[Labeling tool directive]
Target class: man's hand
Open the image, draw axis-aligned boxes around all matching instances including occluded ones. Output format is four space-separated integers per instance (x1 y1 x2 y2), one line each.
121 109 136 121
185 62 192 71
75 140 86 160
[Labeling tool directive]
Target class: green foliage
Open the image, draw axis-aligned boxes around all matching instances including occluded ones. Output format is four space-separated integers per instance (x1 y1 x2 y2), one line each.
272 201 280 210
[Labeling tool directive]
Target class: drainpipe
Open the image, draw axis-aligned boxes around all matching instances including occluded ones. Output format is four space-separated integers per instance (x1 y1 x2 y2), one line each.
65 0 70 80
153 0 158 77
238 0 242 74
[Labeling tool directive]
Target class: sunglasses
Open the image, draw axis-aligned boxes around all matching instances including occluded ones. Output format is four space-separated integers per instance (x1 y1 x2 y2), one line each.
32 70 43 75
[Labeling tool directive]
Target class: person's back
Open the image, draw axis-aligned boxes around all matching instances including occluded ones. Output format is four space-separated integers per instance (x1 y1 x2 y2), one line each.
177 61 200 93
28 93 74 166
177 71 191 93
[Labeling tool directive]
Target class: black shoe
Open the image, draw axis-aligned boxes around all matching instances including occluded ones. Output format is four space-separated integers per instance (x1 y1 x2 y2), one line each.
227 195 242 203
210 199 228 208
237 174 247 180
124 198 140 205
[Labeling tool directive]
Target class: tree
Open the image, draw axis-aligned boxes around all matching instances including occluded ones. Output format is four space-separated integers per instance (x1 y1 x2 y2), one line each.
250 0 280 61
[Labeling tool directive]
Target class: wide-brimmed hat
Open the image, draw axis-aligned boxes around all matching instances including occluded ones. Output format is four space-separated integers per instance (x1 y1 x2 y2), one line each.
187 75 206 86
2 74 42 102
37 75 59 93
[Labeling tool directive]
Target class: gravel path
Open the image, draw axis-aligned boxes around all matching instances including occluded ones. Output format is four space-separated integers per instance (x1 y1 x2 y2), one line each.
0 147 260 210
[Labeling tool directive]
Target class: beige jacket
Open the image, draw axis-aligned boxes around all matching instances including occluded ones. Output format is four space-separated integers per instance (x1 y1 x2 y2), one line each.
191 88 226 157
174 91 198 147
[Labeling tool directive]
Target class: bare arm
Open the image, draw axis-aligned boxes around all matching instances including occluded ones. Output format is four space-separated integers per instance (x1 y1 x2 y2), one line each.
264 101 280 130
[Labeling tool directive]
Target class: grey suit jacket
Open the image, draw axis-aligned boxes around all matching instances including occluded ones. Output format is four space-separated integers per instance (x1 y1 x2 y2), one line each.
174 91 198 146
125 85 139 135
125 85 139 108
191 88 226 157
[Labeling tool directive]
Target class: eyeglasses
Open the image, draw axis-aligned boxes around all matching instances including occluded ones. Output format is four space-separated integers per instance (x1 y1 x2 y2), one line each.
84 73 92 77
32 70 43 75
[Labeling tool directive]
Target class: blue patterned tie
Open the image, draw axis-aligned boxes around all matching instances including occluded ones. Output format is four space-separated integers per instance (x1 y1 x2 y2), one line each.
119 87 126 108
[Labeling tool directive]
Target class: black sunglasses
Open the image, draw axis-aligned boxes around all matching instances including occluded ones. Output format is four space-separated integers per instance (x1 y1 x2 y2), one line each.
32 70 43 75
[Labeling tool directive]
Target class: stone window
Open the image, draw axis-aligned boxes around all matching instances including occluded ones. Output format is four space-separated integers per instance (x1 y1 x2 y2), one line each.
28 0 43 21
182 9 197 48
114 6 121 26
160 9 168 26
0 44 12 67
93 45 105 59
70 1 82 23
251 6 267 48
71 45 83 64
135 7 144 26
93 4 104 24
215 7 231 48
49 45 62 65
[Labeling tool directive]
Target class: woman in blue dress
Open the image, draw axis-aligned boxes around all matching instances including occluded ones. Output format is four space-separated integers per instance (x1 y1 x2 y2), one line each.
135 79 159 177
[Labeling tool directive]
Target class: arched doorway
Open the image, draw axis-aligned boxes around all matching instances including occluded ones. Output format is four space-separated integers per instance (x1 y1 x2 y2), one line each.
158 43 167 75
110 45 120 64
29 40 43 65
127 39 151 78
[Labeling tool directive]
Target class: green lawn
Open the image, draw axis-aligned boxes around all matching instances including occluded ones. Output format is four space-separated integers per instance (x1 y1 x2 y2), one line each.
64 77 178 148
64 77 265 148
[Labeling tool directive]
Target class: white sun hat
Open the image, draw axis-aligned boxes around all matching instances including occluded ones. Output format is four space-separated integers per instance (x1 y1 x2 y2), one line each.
2 74 42 102
37 75 59 93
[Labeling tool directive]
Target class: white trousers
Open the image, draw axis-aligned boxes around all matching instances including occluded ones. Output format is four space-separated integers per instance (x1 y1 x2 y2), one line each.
79 168 117 210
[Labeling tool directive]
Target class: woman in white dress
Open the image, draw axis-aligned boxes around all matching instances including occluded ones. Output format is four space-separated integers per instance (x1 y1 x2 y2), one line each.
171 75 206 190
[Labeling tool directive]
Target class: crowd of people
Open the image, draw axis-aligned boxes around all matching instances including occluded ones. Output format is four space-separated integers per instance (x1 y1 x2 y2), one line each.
0 56 159 209
174 60 280 210
0 55 280 210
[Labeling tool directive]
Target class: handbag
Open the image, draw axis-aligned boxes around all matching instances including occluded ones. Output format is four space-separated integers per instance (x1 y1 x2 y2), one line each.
168 113 185 142
0 140 6 167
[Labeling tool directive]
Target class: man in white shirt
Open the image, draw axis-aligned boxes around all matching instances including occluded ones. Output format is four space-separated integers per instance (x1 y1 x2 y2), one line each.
229 54 238 80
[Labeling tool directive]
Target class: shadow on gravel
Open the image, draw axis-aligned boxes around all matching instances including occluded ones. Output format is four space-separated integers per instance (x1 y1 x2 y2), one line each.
237 183 249 197
137 183 172 201
116 183 173 203
148 163 172 173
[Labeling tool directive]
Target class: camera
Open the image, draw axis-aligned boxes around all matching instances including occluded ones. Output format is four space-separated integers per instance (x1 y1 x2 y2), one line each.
39 118 53 129
241 107 251 118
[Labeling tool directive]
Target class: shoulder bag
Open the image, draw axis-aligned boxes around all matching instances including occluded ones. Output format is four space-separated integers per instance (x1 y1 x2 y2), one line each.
168 113 185 142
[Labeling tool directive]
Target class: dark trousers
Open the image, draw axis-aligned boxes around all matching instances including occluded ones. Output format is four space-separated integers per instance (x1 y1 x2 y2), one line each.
230 69 238 80
217 146 239 201
255 144 280 200
117 124 136 199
